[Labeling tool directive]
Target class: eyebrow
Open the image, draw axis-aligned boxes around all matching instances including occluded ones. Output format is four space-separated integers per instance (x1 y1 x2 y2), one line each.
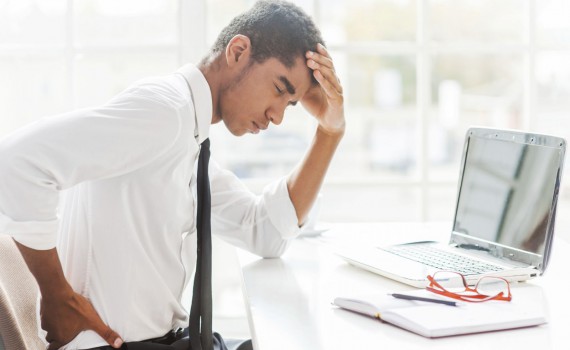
278 76 296 95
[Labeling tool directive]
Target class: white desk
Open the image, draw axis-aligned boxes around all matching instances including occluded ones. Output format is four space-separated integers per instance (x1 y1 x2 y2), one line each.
236 222 570 350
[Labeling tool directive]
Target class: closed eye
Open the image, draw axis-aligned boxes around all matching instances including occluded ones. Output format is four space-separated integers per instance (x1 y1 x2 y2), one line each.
274 84 285 95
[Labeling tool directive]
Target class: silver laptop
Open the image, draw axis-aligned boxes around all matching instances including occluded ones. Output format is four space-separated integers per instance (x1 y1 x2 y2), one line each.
338 127 566 287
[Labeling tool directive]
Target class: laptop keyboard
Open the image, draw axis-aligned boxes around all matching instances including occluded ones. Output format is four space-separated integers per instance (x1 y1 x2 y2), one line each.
381 244 505 275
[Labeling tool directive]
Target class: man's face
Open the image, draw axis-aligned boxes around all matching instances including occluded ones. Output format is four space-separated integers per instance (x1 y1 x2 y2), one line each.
217 56 312 136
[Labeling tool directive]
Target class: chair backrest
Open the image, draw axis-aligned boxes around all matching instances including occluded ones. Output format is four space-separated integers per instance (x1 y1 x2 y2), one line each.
0 235 45 350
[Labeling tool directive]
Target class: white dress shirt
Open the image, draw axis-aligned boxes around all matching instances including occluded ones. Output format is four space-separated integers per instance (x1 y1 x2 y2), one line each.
0 64 303 349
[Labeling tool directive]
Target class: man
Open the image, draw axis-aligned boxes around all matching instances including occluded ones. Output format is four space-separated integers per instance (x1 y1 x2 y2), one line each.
0 1 344 349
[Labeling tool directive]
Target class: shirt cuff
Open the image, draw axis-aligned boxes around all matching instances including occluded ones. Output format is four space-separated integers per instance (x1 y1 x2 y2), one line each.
262 177 301 239
0 213 58 250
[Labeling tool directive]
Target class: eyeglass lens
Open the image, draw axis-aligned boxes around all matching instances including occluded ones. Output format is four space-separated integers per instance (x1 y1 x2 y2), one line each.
475 276 509 296
432 271 467 292
432 271 509 296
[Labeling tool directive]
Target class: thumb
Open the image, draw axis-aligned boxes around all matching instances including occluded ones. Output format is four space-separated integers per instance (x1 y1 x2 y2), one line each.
47 342 63 350
90 321 123 349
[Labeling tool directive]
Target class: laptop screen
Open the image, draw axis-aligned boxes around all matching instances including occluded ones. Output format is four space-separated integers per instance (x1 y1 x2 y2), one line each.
452 129 565 260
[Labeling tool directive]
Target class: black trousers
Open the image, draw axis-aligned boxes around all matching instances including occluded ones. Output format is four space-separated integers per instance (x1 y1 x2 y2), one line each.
86 329 253 350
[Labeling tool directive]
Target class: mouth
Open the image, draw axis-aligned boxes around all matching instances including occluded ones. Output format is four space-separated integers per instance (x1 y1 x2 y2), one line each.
250 121 267 134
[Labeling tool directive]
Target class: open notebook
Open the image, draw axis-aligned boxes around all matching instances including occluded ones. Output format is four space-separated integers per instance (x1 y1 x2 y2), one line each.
338 127 566 287
333 285 547 338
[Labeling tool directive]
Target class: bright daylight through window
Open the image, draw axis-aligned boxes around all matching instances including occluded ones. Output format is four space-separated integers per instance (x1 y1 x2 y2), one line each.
1 0 570 337
1 0 569 226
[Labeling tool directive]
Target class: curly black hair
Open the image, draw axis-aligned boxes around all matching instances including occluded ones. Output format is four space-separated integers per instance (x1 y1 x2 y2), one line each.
209 0 324 70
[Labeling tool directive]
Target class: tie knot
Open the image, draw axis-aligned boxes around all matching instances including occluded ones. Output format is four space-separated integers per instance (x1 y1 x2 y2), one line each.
201 138 210 150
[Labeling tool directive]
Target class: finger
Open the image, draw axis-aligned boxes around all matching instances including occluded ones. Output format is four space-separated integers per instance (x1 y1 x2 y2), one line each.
308 61 343 94
47 342 63 350
90 321 123 348
306 50 334 70
313 70 342 100
316 43 330 58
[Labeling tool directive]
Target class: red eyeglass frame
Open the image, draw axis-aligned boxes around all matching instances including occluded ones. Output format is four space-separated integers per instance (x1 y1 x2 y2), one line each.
426 272 512 302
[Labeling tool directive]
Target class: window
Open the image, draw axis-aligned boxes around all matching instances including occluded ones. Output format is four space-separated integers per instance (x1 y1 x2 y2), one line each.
2 0 569 337
204 0 570 229
0 0 179 137
3 0 567 225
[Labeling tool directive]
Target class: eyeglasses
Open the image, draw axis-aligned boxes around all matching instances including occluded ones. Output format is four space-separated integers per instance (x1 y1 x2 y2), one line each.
426 271 512 302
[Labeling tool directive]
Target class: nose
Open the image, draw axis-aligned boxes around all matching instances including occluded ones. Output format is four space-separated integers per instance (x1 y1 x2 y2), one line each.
267 104 286 126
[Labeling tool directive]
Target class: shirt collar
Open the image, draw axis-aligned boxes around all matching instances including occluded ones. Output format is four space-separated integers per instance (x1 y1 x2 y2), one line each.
177 63 212 144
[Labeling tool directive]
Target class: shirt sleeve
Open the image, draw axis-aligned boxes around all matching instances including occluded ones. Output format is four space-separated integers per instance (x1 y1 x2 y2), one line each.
209 160 302 258
0 88 182 250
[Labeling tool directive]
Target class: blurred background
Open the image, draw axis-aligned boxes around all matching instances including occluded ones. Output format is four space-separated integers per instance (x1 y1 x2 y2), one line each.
1 0 569 340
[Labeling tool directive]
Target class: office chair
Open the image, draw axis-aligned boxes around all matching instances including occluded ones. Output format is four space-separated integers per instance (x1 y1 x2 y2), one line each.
0 235 45 350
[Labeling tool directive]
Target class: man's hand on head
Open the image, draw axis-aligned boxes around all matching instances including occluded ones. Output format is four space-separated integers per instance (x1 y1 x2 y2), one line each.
41 290 123 350
301 43 346 136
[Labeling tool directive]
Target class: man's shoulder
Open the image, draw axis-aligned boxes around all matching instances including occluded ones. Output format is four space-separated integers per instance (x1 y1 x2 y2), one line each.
120 72 192 109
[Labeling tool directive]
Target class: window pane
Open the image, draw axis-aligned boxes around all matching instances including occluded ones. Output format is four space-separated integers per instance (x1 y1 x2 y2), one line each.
338 54 418 181
0 0 66 45
427 186 457 221
320 185 422 222
429 0 525 43
429 55 524 181
537 0 570 46
74 53 178 108
74 0 178 46
0 55 67 137
535 52 570 179
206 0 250 46
319 0 416 44
536 52 570 137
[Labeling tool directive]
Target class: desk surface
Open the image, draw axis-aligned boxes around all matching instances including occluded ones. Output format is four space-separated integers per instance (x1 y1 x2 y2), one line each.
237 222 570 350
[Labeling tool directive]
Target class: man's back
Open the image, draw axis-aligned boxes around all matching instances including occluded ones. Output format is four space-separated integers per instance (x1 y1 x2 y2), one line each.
2 68 201 348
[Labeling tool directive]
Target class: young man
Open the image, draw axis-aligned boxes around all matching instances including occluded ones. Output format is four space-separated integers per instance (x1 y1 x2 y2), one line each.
0 1 344 349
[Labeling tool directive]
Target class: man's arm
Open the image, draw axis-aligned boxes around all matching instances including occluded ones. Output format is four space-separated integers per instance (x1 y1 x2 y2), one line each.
287 43 345 225
0 88 182 348
14 241 124 350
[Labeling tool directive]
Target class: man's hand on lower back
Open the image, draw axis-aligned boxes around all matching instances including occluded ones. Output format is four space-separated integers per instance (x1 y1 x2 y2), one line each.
41 290 123 350
13 242 124 349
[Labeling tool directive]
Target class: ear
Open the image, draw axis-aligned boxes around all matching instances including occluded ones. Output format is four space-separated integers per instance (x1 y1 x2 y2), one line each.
225 34 251 68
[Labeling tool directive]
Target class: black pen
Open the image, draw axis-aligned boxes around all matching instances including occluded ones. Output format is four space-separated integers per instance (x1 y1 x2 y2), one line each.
388 293 460 307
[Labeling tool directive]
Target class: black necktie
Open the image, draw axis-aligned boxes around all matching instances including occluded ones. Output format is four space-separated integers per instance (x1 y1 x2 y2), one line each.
189 138 213 350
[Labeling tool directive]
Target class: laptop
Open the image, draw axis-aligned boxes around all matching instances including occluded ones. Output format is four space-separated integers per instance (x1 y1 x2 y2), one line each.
338 127 566 287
